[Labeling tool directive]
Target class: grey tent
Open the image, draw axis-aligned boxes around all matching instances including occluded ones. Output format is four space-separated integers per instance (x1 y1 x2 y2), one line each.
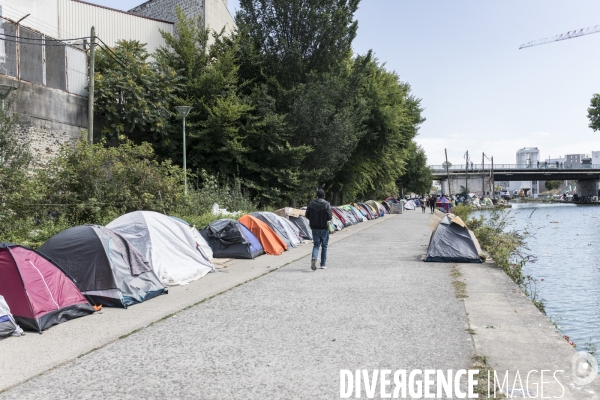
290 216 312 240
425 215 483 263
0 295 22 339
39 225 166 308
250 212 295 248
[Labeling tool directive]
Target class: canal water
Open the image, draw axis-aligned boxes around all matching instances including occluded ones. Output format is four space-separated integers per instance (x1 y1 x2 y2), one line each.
478 203 600 358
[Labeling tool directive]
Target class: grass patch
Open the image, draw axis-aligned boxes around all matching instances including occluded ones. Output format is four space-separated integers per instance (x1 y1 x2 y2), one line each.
471 355 506 399
450 265 468 298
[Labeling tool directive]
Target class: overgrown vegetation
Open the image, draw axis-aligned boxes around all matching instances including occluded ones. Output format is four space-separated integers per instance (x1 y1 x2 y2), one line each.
457 205 543 313
0 125 253 247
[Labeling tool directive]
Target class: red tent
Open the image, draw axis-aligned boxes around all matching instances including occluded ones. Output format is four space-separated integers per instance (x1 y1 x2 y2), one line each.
0 243 95 332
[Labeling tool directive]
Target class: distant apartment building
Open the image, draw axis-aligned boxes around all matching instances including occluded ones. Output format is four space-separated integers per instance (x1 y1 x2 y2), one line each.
593 151 600 165
509 147 541 198
564 153 590 167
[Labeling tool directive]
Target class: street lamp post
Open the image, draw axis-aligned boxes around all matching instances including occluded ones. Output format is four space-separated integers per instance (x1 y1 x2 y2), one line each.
175 106 193 196
464 150 469 194
0 84 16 110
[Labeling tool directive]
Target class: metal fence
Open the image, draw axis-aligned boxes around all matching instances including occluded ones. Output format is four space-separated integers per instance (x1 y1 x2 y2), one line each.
0 16 87 96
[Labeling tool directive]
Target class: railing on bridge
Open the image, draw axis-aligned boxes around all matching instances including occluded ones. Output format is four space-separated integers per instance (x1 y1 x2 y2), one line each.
429 164 600 172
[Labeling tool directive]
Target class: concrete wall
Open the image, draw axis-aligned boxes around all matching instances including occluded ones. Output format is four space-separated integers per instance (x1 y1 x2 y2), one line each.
1 0 174 55
440 174 493 197
576 180 600 197
1 75 87 166
129 0 204 25
129 0 235 40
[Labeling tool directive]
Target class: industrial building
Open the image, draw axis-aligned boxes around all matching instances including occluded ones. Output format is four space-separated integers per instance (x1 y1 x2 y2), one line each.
0 0 234 164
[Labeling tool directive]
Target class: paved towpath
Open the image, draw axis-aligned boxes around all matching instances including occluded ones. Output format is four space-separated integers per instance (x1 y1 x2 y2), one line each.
1 211 473 399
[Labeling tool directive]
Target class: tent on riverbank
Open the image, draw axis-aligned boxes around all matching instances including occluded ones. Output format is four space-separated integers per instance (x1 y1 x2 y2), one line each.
107 211 214 286
0 243 95 331
425 215 483 263
200 219 264 259
238 214 287 255
39 225 166 308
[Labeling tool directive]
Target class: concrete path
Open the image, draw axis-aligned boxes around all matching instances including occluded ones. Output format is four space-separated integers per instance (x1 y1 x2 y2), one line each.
460 261 600 398
1 211 473 399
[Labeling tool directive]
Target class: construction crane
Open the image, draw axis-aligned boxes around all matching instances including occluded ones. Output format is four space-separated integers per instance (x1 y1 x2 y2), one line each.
519 25 600 49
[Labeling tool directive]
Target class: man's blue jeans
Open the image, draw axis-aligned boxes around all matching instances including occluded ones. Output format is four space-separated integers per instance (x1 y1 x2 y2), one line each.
311 229 329 267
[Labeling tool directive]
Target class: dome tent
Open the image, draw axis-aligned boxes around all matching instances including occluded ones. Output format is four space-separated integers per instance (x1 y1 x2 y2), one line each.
0 243 95 331
38 225 166 308
107 211 214 286
250 212 300 248
425 214 483 263
200 219 264 259
289 216 312 240
238 214 287 255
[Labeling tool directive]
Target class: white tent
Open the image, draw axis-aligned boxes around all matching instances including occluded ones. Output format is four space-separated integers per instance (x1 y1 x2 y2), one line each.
404 200 417 210
107 211 214 286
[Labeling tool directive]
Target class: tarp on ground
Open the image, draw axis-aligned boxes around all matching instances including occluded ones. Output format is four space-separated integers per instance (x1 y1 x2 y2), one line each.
0 295 22 339
0 243 95 331
238 214 287 255
38 225 166 308
107 211 213 286
289 216 312 240
425 215 483 263
200 219 264 259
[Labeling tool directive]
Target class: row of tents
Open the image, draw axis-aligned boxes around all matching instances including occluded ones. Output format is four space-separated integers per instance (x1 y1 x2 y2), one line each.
0 200 392 338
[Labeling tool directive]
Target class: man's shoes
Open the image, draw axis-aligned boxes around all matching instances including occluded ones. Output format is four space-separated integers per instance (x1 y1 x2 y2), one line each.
311 259 317 271
319 265 327 269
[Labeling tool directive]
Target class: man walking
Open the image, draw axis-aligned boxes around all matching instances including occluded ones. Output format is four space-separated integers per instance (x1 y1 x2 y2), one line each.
305 189 332 271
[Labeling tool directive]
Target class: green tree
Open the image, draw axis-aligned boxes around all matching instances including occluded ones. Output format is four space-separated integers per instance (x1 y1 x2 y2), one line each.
587 93 600 131
396 141 433 196
94 40 180 141
545 180 562 191
330 55 425 201
236 0 359 89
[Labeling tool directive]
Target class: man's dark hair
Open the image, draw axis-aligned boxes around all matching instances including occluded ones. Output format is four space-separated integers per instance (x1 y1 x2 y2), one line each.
317 189 325 199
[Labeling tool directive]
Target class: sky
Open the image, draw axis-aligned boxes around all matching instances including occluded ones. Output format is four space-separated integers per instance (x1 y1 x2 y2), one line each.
89 0 600 165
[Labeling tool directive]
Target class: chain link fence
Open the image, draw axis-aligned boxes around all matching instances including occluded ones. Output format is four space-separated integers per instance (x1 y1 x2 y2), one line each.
0 16 87 96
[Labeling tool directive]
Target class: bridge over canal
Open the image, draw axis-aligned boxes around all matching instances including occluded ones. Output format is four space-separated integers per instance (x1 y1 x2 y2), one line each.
428 164 600 196
430 163 600 182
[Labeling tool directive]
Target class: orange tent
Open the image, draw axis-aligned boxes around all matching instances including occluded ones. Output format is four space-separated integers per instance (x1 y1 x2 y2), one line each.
238 214 288 255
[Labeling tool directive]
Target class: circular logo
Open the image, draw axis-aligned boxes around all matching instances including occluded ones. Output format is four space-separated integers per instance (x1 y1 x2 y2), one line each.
572 351 598 386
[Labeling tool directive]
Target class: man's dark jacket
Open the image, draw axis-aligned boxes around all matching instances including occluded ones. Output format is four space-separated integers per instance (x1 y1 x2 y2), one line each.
305 198 332 230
